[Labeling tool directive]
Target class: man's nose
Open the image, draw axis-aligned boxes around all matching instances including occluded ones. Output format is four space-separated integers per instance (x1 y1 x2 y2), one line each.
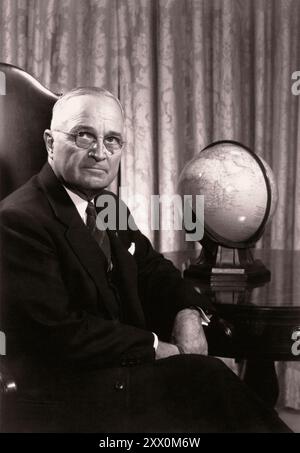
89 139 106 161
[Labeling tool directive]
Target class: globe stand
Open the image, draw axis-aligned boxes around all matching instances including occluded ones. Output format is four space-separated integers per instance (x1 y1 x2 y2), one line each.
184 243 270 287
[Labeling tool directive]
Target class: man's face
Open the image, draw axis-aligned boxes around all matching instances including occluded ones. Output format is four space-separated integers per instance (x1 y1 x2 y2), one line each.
45 94 124 199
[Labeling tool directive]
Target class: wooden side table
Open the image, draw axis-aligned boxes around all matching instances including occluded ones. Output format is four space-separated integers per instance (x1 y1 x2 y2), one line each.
165 249 300 406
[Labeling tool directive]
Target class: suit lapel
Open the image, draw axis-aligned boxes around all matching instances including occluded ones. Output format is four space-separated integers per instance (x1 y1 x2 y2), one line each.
38 164 146 327
37 164 119 319
65 225 118 319
108 230 146 328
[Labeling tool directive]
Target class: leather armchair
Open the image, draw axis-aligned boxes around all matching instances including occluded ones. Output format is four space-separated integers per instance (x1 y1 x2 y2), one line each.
0 63 58 398
0 62 58 199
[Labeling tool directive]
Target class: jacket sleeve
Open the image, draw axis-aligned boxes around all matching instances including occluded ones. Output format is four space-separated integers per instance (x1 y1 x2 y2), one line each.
0 208 155 370
124 211 214 341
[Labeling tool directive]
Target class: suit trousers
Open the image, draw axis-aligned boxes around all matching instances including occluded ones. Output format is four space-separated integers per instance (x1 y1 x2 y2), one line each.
1 355 291 433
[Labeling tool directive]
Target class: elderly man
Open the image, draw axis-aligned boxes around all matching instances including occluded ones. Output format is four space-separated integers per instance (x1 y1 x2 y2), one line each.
0 87 289 432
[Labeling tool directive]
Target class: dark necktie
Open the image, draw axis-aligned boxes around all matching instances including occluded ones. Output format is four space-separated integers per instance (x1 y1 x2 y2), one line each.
86 201 112 270
86 201 121 319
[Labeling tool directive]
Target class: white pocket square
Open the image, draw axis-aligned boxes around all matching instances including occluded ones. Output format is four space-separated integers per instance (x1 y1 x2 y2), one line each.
128 242 135 255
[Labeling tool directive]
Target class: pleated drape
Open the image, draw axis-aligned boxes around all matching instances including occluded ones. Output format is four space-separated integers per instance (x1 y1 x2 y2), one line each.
1 0 300 252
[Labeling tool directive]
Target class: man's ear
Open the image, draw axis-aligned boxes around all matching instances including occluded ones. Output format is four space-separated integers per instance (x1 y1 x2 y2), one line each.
43 130 54 159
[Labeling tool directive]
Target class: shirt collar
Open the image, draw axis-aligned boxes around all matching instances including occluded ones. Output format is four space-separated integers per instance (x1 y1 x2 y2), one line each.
63 186 89 224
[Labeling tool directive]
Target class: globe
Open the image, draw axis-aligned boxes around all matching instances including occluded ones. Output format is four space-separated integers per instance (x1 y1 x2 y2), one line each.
178 141 278 248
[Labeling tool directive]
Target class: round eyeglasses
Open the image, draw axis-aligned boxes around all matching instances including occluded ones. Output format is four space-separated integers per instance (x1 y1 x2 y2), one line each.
51 129 125 154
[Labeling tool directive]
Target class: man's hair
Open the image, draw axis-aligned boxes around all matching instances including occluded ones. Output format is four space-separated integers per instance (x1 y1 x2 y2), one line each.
50 87 124 129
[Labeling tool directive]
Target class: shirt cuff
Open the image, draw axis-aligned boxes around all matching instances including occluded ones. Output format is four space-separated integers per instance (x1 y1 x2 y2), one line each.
191 306 212 326
152 332 159 350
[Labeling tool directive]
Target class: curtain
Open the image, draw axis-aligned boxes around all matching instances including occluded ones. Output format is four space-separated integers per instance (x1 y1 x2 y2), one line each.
1 0 300 252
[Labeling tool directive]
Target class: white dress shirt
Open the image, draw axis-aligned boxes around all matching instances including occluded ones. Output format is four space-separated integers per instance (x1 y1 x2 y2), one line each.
64 187 89 224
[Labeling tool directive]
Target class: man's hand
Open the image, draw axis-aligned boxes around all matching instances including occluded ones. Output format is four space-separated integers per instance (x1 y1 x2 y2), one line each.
155 341 180 360
171 308 208 355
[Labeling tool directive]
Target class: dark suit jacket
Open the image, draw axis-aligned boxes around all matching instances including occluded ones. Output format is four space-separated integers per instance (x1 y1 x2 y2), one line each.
0 163 211 390
0 164 291 433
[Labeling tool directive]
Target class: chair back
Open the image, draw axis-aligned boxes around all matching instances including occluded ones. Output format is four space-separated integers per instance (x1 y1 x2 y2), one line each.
0 63 58 200
0 64 58 405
